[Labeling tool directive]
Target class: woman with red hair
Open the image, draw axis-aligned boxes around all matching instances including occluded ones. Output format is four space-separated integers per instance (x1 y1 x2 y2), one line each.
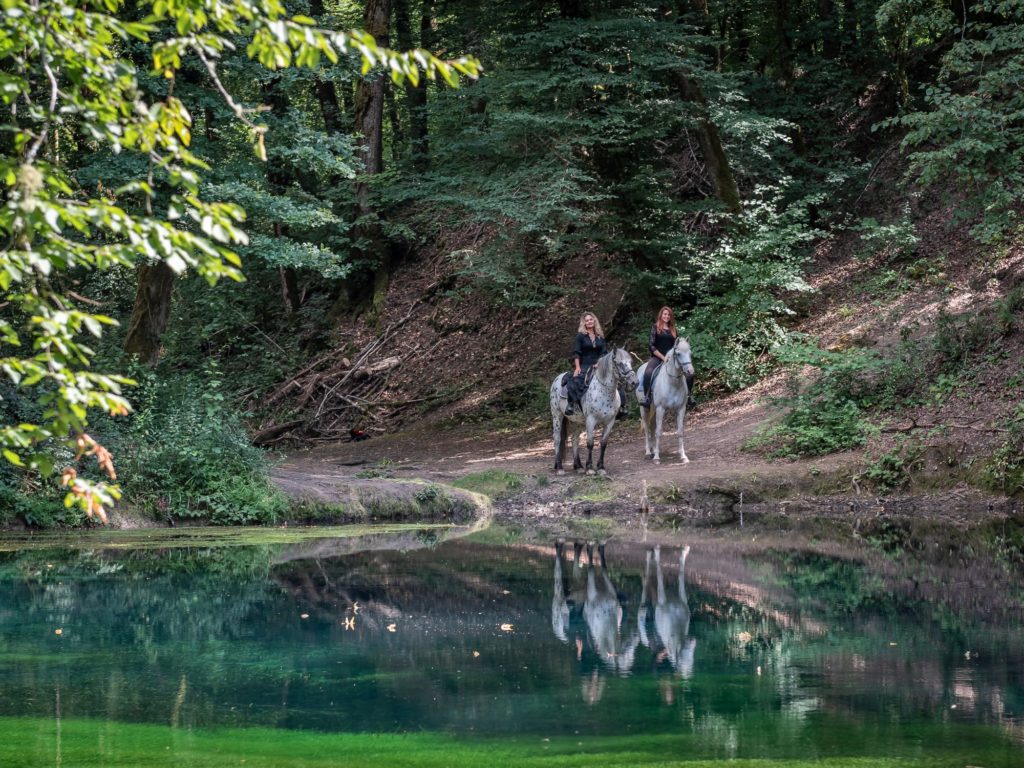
639 307 695 408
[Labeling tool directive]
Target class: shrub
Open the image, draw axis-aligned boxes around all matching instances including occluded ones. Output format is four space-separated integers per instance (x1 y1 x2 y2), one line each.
108 362 287 524
748 341 891 458
858 442 923 493
980 404 1024 496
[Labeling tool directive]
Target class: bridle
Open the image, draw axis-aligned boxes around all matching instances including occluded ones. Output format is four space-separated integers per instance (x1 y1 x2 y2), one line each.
599 350 639 390
665 342 692 380
613 351 639 391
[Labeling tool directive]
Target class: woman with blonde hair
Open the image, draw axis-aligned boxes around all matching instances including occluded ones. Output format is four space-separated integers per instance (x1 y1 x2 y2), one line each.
564 311 606 416
640 306 695 408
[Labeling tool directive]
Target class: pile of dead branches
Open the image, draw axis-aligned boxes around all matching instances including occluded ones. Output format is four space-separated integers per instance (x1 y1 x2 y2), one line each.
251 304 447 446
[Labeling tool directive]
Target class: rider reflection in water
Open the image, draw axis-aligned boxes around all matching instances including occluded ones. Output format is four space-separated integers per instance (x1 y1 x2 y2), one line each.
553 541 696 705
565 311 606 417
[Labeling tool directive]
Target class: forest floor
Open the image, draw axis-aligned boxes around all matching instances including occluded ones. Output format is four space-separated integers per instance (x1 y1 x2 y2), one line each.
271 366 1020 546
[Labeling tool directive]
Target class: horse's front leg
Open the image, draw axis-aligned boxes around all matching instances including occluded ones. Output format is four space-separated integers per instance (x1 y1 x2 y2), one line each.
640 406 653 458
572 427 583 472
653 407 666 464
676 406 689 464
552 412 565 473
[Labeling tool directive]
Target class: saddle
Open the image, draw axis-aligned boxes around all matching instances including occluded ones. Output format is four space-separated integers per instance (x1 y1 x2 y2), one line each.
641 361 665 397
560 367 597 397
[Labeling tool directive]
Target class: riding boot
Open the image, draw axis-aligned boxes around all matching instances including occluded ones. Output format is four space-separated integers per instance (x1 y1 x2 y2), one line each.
616 386 628 420
564 399 577 417
641 361 660 408
686 374 697 410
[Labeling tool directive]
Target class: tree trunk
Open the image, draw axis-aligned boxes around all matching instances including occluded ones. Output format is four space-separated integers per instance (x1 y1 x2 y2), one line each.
818 0 839 59
314 79 344 134
354 0 392 185
262 80 302 313
672 72 741 214
395 0 431 168
350 0 393 325
734 8 751 66
123 262 176 364
774 0 794 85
558 0 586 18
310 0 345 135
279 264 301 313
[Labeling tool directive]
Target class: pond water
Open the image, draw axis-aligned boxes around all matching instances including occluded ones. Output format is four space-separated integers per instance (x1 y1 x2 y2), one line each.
0 527 1022 767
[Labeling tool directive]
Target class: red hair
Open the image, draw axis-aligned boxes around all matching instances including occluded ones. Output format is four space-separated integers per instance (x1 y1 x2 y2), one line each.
655 306 677 336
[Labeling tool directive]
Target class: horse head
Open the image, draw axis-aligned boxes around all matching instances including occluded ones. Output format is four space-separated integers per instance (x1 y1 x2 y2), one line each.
672 337 695 378
612 347 639 391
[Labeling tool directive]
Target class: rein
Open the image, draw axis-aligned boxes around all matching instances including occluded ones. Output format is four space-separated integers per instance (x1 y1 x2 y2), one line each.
664 352 689 379
596 351 633 386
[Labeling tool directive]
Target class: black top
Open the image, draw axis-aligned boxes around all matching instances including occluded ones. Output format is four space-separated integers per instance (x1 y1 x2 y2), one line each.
649 325 676 357
572 332 606 369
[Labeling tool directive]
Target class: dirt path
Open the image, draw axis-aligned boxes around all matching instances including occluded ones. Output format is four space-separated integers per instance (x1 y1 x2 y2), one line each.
272 390 855 509
271 381 1020 543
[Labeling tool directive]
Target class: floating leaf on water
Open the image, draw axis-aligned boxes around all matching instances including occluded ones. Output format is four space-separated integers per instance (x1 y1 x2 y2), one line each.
500 623 513 632
54 628 63 635
300 613 309 619
387 624 397 632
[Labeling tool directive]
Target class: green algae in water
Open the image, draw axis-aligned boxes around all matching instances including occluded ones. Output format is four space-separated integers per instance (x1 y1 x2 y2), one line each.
0 717 1019 767
0 538 1021 766
0 523 458 551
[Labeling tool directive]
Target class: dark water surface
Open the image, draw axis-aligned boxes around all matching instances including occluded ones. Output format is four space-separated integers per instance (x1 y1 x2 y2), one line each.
0 528 1022 767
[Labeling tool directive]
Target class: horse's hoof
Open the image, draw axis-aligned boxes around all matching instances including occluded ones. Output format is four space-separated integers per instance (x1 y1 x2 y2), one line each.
653 458 661 465
598 469 607 476
586 469 595 476
680 457 690 465
557 469 565 476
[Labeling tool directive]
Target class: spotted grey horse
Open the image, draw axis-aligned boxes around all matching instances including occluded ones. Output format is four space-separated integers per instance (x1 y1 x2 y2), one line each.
635 336 695 464
550 348 638 474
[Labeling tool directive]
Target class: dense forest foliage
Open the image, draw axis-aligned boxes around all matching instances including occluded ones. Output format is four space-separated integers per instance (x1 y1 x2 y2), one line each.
2 0 1023 523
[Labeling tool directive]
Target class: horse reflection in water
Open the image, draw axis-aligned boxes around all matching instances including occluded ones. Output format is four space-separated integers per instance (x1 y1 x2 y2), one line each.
551 540 638 677
551 539 584 644
583 542 639 676
551 541 694 702
639 545 695 678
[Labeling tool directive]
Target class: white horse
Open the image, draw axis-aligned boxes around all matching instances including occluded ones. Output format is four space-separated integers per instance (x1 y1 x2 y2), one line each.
638 545 695 678
550 348 638 475
635 337 695 464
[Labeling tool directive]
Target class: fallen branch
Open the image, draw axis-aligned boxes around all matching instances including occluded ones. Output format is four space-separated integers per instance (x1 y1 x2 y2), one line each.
251 419 306 446
882 418 1009 434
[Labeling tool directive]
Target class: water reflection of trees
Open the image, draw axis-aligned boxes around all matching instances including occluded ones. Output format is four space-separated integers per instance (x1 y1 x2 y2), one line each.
0 547 278 727
0 538 1022 745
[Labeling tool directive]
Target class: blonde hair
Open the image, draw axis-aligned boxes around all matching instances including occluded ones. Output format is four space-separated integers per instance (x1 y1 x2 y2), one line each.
577 311 605 337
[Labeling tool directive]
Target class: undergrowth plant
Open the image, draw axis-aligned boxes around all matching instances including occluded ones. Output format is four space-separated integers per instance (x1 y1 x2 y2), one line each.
747 341 890 458
107 362 287 524
857 441 924 493
981 404 1024 496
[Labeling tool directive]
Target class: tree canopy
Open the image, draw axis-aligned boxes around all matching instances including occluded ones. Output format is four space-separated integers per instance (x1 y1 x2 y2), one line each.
0 0 477 519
